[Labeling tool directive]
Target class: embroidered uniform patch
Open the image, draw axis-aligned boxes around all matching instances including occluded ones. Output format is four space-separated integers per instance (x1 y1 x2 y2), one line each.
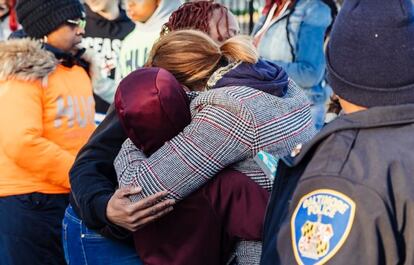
291 189 356 265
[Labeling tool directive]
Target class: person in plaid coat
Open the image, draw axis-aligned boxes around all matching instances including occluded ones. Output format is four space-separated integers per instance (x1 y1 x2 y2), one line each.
115 66 270 265
114 30 317 264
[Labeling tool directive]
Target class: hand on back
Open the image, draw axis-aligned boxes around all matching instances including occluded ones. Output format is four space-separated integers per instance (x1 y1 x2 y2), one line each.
106 186 175 231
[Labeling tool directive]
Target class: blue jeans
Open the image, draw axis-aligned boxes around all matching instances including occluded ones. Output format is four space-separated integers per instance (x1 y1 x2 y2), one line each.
62 205 142 265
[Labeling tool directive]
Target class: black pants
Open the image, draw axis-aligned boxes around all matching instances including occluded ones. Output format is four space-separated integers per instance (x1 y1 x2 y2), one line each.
0 193 69 265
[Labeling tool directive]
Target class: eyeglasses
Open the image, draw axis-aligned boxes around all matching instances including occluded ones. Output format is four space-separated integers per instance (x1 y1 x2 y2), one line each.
66 19 86 30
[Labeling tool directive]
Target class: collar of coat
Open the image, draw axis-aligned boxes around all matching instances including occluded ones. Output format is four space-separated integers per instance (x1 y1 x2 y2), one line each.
43 44 88 69
0 38 57 83
283 104 414 167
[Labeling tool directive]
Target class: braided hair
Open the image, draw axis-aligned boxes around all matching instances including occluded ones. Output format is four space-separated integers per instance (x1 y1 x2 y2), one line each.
162 1 230 42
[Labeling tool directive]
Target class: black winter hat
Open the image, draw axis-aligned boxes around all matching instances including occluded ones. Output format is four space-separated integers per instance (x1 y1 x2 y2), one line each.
16 0 85 39
326 0 414 107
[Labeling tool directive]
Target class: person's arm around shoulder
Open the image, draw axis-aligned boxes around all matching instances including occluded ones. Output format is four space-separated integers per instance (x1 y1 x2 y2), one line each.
267 175 400 264
114 103 255 202
70 106 174 232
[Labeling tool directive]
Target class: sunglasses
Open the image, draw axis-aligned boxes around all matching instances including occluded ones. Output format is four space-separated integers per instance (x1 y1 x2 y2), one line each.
66 19 86 30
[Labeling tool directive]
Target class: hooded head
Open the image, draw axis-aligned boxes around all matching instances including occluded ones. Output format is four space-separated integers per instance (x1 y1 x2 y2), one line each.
115 67 191 155
326 0 414 107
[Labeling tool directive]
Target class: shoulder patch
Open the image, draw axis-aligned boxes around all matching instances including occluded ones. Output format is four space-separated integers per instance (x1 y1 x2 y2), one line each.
291 189 356 265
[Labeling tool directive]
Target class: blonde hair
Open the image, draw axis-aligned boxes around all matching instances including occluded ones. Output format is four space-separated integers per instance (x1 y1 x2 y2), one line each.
146 30 259 90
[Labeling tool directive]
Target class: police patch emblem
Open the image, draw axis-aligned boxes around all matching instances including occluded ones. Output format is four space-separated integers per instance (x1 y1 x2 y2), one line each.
291 189 356 265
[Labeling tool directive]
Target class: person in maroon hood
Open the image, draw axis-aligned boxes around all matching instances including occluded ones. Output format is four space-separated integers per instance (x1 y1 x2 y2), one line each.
114 67 270 265
113 27 315 264
68 0 240 241
66 2 250 264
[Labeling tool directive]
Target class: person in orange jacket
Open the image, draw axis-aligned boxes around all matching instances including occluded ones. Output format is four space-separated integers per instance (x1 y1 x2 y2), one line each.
0 0 95 264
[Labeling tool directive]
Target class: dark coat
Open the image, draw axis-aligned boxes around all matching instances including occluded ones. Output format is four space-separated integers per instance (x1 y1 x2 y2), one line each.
261 104 414 265
69 105 131 242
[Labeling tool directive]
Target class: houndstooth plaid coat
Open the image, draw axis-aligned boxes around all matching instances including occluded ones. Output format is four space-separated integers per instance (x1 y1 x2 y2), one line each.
114 81 317 264
115 81 316 199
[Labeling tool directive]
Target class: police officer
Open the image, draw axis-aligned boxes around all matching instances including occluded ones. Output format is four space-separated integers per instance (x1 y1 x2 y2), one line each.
260 0 414 264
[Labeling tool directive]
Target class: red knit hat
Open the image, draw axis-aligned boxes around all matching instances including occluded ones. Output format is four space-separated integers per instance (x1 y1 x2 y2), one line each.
115 68 191 156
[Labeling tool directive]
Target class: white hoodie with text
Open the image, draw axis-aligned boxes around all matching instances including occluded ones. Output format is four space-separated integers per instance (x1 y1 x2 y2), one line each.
115 0 182 82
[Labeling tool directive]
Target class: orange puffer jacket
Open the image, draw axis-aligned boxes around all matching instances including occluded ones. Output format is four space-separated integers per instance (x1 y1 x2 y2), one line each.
0 39 95 196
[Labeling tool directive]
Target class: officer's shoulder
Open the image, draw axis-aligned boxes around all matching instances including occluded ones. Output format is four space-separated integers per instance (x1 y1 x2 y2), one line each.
310 129 358 172
285 129 358 177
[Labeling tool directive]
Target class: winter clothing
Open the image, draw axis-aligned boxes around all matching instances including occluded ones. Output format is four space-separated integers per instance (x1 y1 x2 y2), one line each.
252 0 332 129
67 89 130 241
115 68 191 155
114 60 317 264
128 158 269 265
0 39 95 197
69 105 128 238
115 67 269 265
261 104 414 264
83 4 134 113
0 38 95 265
261 1 414 264
115 60 315 201
115 0 181 82
15 0 85 39
71 124 268 265
67 65 268 265
44 42 89 69
210 60 288 97
326 0 414 107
